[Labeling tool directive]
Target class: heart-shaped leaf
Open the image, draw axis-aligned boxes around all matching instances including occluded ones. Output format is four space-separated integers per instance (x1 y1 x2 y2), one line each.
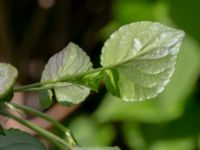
0 129 46 150
41 42 94 105
101 21 184 101
0 63 18 100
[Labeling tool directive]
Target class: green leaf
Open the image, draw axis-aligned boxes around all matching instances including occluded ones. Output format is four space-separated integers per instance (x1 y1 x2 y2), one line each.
41 42 93 105
95 36 200 123
73 147 120 150
54 83 90 105
39 90 53 109
0 129 46 150
69 115 115 146
101 21 184 101
0 125 5 136
0 63 18 100
1 89 14 102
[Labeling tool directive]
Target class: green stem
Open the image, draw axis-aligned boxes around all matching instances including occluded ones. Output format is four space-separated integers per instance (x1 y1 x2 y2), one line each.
13 65 112 92
14 84 55 92
4 102 77 146
14 50 135 93
0 110 72 150
14 82 44 92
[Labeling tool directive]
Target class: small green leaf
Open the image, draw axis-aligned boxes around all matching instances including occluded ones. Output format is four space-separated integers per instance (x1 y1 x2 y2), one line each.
101 21 184 101
73 147 120 150
0 128 46 150
41 42 93 105
0 63 18 100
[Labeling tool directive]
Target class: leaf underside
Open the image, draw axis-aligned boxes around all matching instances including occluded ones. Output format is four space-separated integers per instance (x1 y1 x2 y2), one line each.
41 42 93 105
0 129 46 150
0 63 18 100
101 21 184 101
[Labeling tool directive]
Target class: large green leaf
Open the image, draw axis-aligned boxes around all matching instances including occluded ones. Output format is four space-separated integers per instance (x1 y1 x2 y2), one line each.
95 36 200 123
0 129 46 150
101 21 184 101
0 63 18 100
41 42 93 105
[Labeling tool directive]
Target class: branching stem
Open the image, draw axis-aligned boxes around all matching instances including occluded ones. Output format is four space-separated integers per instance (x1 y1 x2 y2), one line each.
3 102 77 147
0 110 72 150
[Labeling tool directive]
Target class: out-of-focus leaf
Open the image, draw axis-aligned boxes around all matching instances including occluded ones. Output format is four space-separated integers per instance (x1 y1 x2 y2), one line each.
122 122 195 150
95 93 160 123
101 21 184 101
159 100 200 139
149 138 194 150
95 36 200 123
0 129 46 150
123 123 147 150
73 147 120 150
0 63 18 100
198 135 200 149
169 0 200 41
0 125 5 136
39 90 53 109
1 89 13 102
41 42 93 105
113 0 156 24
69 115 115 146
157 36 200 118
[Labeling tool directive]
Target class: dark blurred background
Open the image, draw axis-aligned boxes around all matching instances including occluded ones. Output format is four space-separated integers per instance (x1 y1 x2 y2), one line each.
0 0 200 150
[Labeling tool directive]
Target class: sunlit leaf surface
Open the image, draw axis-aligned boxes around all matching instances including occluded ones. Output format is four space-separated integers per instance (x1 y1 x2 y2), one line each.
101 21 184 101
41 42 93 105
